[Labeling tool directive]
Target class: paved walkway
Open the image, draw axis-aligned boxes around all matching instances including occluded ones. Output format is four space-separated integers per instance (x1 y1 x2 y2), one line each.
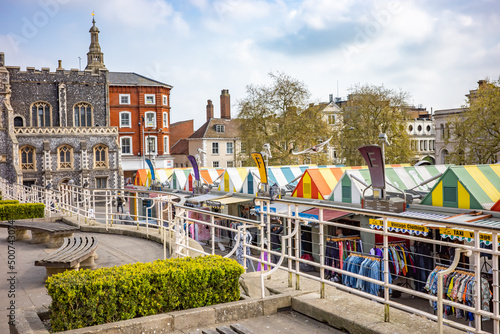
0 222 166 334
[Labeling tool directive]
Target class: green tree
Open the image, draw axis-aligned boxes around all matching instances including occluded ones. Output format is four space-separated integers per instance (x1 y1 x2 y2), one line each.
448 78 500 164
341 84 413 166
238 72 332 166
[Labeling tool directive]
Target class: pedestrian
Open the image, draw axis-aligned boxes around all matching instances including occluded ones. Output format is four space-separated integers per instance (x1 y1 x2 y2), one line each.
117 193 124 213
270 220 283 264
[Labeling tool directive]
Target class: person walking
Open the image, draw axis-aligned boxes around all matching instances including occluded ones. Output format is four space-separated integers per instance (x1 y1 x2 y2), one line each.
117 194 124 213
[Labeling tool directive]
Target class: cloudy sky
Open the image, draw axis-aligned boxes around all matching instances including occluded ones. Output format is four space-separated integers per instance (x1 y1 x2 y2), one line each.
1 0 499 128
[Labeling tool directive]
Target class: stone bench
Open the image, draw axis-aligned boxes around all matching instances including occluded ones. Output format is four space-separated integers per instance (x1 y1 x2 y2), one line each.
0 220 79 248
35 236 98 279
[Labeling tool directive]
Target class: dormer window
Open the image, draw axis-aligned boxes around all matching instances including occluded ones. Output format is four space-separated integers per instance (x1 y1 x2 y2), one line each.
215 124 225 133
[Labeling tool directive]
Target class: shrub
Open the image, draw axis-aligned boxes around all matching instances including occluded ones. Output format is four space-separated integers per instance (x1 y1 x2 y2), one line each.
0 200 19 205
46 255 244 332
0 203 45 221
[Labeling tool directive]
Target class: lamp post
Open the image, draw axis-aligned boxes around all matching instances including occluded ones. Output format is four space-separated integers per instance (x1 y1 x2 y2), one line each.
139 116 145 169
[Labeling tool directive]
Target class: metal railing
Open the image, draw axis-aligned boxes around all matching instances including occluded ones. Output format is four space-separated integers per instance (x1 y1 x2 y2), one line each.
0 178 499 334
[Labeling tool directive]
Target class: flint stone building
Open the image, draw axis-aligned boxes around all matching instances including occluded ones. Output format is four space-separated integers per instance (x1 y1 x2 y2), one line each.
0 19 122 189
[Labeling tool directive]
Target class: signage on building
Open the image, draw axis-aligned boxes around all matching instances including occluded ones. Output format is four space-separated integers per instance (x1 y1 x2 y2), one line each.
363 199 405 213
358 145 385 190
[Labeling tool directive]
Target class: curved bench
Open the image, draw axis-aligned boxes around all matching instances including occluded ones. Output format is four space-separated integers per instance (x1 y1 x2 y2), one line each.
0 220 78 248
35 236 99 280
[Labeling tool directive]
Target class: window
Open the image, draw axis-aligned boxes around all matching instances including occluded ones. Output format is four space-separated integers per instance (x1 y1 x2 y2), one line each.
74 102 92 127
328 114 336 125
145 94 155 105
121 137 132 155
145 136 157 155
14 116 24 127
342 185 351 202
31 101 51 127
215 124 225 133
408 125 413 132
94 144 108 168
443 186 457 206
417 125 422 132
95 177 107 189
212 161 219 168
226 142 233 154
212 142 219 154
119 94 130 104
20 146 35 170
58 145 73 169
144 111 156 128
226 161 234 167
119 111 131 128
426 125 431 132
163 112 168 128
163 95 168 106
240 142 246 153
163 136 169 154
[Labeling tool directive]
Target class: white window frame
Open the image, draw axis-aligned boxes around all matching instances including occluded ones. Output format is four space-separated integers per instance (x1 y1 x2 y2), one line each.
145 94 155 105
145 135 157 155
215 124 225 133
226 142 233 154
119 111 131 128
95 177 108 189
163 112 168 128
119 94 130 105
212 161 219 168
163 136 169 154
163 95 168 106
226 161 234 168
144 111 156 128
212 142 219 155
120 136 133 155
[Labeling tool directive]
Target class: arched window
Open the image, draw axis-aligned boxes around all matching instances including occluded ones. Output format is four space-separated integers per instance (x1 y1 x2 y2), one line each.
74 102 92 127
94 144 108 168
144 111 156 128
20 146 36 170
58 145 73 169
14 116 24 127
442 149 449 164
31 101 51 127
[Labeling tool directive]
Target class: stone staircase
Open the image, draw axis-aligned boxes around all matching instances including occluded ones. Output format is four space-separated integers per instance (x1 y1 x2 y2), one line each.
189 323 255 334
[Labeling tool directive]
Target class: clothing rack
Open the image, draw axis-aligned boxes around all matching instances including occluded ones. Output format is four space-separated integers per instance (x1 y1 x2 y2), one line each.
435 263 475 276
327 236 360 242
374 241 407 247
349 253 381 261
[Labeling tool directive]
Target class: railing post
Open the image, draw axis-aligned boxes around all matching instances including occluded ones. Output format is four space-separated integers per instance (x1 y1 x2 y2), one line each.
474 229 482 332
319 209 325 299
493 231 499 334
383 217 390 322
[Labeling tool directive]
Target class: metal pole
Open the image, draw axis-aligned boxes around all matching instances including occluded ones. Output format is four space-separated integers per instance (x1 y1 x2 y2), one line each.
319 208 325 299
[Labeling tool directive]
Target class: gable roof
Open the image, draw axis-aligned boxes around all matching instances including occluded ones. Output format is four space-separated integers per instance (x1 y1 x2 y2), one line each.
189 118 241 139
170 139 189 155
421 164 500 210
109 72 172 88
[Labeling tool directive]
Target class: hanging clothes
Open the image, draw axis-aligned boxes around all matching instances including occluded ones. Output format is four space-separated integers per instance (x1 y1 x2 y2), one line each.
424 266 492 321
342 254 391 296
325 237 363 278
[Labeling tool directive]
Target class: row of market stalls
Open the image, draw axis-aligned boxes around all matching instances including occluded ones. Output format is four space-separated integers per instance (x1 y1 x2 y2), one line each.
132 164 500 213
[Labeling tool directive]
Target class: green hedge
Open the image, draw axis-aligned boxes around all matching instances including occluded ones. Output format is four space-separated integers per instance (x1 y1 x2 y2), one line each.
46 255 244 332
0 203 45 221
0 200 19 205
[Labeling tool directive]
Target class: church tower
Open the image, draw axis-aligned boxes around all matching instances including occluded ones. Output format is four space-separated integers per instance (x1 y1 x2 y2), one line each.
85 17 106 73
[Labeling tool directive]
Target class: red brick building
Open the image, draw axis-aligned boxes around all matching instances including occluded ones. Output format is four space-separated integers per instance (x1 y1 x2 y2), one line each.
109 73 174 182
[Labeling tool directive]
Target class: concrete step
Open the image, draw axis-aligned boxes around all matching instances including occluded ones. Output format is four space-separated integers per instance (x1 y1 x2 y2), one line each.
230 323 255 334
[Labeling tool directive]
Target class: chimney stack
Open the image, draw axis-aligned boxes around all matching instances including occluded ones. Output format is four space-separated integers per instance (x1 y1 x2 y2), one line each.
206 99 214 121
220 89 231 119
57 60 63 70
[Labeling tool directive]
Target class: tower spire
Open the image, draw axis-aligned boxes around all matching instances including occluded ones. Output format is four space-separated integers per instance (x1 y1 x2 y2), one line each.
85 13 106 73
